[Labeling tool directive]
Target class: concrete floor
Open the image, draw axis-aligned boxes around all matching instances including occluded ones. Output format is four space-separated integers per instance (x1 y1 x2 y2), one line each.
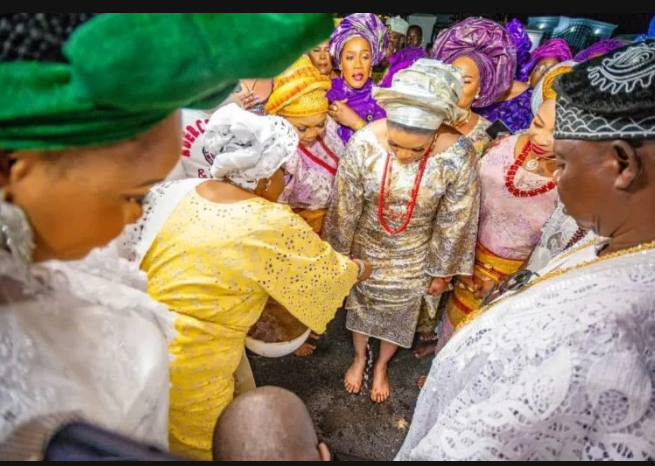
250 310 432 461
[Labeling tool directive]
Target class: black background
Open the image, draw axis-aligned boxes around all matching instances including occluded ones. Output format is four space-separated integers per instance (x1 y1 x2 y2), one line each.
373 13 652 34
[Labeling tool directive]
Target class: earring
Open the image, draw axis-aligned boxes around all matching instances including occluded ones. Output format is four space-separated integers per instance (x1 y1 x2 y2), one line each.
0 189 35 276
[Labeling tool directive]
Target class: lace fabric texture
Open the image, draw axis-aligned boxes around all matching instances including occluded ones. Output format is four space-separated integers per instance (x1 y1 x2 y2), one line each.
398 244 655 461
0 248 171 459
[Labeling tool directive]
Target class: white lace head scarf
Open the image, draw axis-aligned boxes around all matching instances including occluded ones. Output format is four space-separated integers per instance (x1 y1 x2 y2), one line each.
373 58 466 131
204 104 299 191
387 16 409 36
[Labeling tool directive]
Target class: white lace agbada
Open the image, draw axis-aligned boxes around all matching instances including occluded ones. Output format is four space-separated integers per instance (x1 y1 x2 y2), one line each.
398 237 655 461
0 245 173 460
526 200 582 272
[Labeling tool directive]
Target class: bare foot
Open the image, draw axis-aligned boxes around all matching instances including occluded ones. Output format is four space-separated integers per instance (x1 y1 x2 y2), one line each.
413 341 439 360
344 357 366 394
371 363 391 403
417 375 427 390
293 333 321 358
418 331 436 343
293 342 317 357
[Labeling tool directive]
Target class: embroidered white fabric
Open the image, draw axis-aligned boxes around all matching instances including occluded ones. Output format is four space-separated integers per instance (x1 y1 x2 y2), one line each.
588 42 655 95
0 248 172 459
117 179 203 265
526 200 581 271
398 243 655 461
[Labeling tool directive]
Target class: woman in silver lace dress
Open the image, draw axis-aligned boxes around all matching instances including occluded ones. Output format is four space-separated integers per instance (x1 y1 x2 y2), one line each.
324 59 480 404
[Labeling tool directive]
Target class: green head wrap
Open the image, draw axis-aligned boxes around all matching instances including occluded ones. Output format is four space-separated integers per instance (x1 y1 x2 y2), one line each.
0 13 333 150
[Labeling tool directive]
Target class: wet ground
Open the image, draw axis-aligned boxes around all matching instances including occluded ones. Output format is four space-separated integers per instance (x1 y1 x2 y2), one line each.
250 310 432 461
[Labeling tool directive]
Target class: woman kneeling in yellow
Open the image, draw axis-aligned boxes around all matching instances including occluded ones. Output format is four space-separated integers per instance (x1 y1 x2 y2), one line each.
127 104 369 460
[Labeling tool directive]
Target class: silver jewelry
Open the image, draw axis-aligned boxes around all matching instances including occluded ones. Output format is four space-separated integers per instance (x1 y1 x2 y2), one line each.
0 190 35 282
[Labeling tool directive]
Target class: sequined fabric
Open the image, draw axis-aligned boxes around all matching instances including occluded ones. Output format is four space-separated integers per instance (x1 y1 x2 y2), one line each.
464 115 492 157
141 187 358 459
324 127 480 348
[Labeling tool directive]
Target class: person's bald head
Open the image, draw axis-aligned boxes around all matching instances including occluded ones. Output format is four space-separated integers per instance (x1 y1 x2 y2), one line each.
213 386 330 461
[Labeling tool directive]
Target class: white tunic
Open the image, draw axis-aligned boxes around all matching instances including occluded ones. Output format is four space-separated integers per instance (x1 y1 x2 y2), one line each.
398 236 655 461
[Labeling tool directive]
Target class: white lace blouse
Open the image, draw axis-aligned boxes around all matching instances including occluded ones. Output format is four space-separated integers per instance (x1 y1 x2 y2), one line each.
0 246 172 459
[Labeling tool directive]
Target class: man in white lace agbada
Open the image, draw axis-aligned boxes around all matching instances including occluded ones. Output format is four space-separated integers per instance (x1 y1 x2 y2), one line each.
398 40 655 462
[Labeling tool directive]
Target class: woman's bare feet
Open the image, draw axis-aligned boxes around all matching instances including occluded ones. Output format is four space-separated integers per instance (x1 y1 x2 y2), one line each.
413 341 439 360
418 331 436 343
344 356 366 394
371 363 391 403
294 342 317 357
294 333 321 357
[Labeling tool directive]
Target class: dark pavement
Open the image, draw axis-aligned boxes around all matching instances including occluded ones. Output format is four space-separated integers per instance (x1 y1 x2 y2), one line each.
250 310 432 461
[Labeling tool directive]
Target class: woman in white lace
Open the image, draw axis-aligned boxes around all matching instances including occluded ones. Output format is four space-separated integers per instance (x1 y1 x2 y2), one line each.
0 13 332 459
398 41 655 461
